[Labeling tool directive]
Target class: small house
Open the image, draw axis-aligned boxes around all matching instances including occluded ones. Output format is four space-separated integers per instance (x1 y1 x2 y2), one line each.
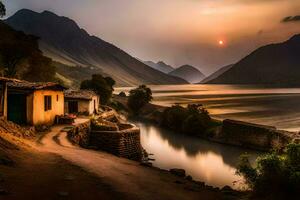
64 90 100 115
0 78 66 125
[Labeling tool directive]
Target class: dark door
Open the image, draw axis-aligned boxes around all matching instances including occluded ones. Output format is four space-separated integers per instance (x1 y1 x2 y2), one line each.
7 94 27 124
68 101 78 113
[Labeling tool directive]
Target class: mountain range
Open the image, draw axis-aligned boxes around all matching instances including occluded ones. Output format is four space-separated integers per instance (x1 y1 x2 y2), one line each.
143 61 174 74
206 34 300 86
200 64 233 83
169 65 206 83
5 9 187 86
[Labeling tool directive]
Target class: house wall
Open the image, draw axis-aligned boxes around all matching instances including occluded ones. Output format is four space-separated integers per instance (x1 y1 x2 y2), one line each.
65 95 100 115
31 90 64 125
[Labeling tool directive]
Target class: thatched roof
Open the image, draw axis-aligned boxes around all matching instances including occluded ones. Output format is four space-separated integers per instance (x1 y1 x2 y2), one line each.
64 90 98 100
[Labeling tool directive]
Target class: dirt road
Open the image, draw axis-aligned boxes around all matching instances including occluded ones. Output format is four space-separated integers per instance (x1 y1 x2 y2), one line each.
33 125 223 200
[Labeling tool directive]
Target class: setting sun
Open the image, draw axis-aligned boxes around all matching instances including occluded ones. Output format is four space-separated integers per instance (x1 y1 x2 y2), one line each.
218 40 224 45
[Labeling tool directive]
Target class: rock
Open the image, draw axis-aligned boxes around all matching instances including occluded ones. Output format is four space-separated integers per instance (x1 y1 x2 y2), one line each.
221 185 234 191
64 175 75 181
194 181 205 187
185 175 193 181
169 168 186 177
140 162 152 167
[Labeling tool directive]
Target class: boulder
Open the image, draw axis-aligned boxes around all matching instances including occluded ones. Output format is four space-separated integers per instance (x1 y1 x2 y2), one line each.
169 168 186 177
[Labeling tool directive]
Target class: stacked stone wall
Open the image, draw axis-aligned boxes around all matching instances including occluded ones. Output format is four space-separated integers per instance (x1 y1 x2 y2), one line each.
90 125 143 161
220 119 299 151
67 120 91 148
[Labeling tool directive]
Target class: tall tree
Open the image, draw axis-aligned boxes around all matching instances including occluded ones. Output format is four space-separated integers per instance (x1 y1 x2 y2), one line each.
0 1 6 18
80 74 115 105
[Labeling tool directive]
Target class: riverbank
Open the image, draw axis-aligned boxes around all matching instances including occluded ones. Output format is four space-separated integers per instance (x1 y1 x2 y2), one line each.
113 95 300 151
0 118 244 199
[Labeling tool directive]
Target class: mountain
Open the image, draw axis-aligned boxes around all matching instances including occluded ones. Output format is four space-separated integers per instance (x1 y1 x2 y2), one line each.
5 9 187 86
200 64 233 83
143 61 174 73
206 35 300 86
169 65 205 83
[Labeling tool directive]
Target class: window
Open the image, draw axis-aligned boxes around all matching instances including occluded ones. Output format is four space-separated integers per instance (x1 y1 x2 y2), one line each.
44 95 52 111
56 95 59 102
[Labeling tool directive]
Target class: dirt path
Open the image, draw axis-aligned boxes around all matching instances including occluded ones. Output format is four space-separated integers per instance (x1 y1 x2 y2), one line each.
31 125 223 200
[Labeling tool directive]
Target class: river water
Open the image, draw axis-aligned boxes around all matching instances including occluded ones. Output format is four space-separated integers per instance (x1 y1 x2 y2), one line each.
116 84 300 188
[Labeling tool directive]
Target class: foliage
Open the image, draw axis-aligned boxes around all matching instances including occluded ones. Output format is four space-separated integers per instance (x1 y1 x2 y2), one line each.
80 74 115 105
161 104 212 136
127 85 153 114
237 143 300 199
0 1 5 18
118 91 126 97
0 21 56 81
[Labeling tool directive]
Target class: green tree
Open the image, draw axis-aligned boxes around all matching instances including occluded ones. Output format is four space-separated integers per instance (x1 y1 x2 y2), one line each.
0 1 6 18
80 74 115 105
237 143 300 199
127 85 153 114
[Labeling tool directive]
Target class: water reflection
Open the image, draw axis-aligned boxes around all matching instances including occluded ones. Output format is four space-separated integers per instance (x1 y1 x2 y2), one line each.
132 120 260 189
116 84 300 131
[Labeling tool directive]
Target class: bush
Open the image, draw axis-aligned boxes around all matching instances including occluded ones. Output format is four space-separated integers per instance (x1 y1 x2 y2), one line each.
161 104 212 136
127 85 152 114
237 143 300 199
118 91 126 97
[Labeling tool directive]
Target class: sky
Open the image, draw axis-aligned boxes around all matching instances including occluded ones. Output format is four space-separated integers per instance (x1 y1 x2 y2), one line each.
3 0 300 74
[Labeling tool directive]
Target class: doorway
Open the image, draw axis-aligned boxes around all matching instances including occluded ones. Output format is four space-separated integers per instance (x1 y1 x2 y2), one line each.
68 101 78 113
7 94 27 124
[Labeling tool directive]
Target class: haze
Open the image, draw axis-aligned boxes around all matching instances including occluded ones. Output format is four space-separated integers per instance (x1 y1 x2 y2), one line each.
4 0 300 74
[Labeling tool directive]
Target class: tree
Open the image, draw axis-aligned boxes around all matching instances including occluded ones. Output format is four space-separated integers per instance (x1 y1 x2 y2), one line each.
127 85 153 114
0 1 5 18
80 74 115 105
236 143 300 199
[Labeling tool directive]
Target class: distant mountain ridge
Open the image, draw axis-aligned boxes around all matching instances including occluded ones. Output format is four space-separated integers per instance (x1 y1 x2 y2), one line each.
5 9 187 86
143 61 174 73
200 64 233 83
169 65 206 83
206 34 300 86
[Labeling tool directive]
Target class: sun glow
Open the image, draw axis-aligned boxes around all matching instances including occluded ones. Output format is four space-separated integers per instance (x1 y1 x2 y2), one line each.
218 40 224 45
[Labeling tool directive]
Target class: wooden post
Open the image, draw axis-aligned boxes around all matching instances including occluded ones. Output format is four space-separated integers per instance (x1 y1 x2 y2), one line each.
2 81 7 118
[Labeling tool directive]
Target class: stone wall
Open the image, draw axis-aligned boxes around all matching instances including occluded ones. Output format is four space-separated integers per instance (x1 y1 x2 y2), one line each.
90 125 143 161
67 120 91 148
219 119 299 151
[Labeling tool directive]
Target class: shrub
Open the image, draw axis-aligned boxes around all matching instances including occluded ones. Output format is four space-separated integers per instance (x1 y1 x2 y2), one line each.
161 104 212 136
237 143 300 199
118 91 126 97
127 85 152 114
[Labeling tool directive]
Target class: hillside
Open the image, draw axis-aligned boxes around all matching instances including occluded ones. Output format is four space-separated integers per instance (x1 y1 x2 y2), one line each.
143 61 174 73
200 64 233 83
6 9 187 86
206 35 300 86
0 20 55 82
169 65 205 83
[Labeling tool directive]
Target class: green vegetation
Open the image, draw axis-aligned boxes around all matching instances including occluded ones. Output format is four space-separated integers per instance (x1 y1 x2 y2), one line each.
0 1 5 18
161 104 214 136
237 143 300 199
127 85 153 114
80 74 115 105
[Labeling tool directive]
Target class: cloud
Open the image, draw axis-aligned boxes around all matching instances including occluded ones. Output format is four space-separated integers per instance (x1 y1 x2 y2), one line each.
282 15 300 23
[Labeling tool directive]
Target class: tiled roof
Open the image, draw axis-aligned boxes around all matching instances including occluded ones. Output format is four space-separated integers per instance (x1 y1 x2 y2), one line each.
64 89 98 100
8 81 66 91
0 77 23 83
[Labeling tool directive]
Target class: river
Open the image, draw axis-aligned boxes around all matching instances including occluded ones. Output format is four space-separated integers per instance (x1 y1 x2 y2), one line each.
116 84 300 188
